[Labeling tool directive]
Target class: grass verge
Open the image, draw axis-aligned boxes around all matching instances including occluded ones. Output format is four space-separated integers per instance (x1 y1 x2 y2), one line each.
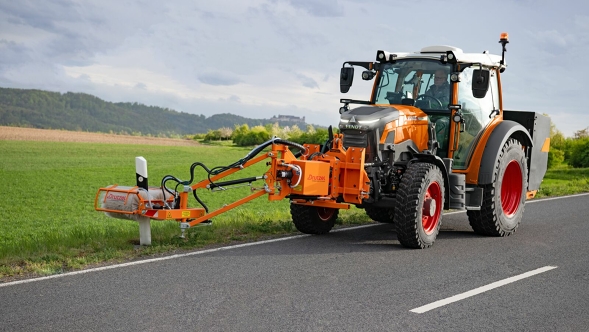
0 141 372 280
0 140 587 280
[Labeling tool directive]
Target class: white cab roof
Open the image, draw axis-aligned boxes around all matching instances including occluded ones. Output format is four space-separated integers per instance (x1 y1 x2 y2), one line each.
381 45 505 69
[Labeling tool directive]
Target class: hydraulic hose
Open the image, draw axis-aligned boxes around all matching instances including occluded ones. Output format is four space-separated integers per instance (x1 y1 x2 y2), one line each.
158 137 306 214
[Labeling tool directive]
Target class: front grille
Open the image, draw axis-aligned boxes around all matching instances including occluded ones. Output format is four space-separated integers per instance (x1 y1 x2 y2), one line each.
343 131 368 148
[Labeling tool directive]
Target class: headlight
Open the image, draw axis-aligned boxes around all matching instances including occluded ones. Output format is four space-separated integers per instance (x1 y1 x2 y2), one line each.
358 119 379 124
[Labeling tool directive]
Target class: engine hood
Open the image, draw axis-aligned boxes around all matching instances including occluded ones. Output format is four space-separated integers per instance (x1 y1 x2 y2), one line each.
339 106 400 131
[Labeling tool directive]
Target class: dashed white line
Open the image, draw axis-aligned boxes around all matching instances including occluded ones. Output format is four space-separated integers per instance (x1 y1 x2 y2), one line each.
410 265 558 314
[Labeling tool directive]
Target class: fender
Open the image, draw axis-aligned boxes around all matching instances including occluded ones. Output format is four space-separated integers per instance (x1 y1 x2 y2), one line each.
477 120 533 185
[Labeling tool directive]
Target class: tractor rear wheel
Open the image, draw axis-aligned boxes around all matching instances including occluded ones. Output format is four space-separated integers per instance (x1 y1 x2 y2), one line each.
365 206 395 223
394 163 444 249
290 204 338 234
467 138 527 236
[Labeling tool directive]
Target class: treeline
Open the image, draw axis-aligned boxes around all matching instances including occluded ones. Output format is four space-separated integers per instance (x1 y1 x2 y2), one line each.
549 126 589 168
199 123 330 146
204 121 588 169
0 88 307 136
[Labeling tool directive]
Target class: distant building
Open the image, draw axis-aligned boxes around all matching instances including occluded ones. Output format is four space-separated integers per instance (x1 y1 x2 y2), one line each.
270 115 305 123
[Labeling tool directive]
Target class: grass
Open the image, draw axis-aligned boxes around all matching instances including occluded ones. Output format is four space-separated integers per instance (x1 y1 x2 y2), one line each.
536 165 589 198
0 140 587 280
0 140 371 279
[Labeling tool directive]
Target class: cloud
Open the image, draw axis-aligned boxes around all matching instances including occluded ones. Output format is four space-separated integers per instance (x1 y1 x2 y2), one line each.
1 0 589 137
529 30 570 48
227 95 241 103
574 15 589 30
297 74 319 89
198 72 242 86
285 0 344 17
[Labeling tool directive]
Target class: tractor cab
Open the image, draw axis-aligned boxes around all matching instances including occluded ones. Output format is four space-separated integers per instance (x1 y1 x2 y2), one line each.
339 44 506 168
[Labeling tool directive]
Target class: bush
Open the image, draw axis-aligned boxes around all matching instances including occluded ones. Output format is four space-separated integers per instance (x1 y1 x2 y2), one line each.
203 129 222 141
288 128 329 145
568 137 589 168
547 148 564 169
232 125 270 146
192 133 206 140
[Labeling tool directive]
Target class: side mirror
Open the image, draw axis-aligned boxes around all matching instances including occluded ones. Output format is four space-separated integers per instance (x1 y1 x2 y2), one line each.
340 67 354 93
472 69 490 98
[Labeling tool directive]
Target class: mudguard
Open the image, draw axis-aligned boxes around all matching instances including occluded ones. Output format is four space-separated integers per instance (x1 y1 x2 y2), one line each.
477 120 533 185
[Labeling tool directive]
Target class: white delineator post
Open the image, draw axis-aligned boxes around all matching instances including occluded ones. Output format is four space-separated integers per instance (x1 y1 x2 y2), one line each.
136 157 151 246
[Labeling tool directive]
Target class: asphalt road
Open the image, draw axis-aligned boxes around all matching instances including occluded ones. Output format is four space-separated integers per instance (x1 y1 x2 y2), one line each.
1 194 588 331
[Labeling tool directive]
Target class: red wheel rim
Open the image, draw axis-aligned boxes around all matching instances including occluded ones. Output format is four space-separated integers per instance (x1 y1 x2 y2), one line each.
317 208 335 221
422 181 442 234
501 160 523 217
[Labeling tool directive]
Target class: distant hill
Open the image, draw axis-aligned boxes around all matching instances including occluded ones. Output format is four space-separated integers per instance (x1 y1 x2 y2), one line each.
0 88 308 136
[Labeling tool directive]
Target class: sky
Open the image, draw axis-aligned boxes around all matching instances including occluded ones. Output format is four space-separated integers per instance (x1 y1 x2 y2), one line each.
1 0 588 137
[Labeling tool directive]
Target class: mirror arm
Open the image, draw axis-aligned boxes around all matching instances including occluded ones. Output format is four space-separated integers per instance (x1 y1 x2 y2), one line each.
343 61 374 71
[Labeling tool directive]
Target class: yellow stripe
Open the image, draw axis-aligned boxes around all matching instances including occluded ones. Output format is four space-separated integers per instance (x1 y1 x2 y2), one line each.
541 138 550 152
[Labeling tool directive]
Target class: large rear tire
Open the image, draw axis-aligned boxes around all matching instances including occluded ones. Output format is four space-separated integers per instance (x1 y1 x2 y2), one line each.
394 163 444 249
290 204 338 234
365 206 395 223
467 138 527 236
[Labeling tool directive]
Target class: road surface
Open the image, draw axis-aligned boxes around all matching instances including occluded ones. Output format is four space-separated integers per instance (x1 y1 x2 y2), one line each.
1 194 588 331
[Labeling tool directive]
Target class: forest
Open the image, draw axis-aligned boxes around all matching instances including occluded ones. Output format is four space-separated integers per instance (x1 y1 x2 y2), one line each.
0 88 306 136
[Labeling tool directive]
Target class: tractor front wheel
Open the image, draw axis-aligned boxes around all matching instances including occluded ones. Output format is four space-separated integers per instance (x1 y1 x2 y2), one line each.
290 204 338 234
365 206 395 224
394 163 445 249
467 138 527 236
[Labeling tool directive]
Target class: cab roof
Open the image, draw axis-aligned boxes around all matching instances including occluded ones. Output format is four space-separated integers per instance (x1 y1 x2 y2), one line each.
378 45 505 70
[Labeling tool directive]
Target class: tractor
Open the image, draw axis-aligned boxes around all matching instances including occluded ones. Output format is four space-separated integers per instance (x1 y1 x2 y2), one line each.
95 33 550 249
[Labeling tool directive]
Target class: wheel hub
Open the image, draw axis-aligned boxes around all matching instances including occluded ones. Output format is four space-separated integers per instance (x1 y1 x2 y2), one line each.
501 160 523 217
423 198 436 217
422 181 442 235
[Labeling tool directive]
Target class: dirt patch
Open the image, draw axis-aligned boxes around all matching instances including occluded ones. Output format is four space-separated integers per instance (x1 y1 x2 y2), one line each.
0 126 201 146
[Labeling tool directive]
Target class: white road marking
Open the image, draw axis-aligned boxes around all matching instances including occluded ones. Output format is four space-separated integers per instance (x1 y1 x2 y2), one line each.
2 193 584 288
410 266 558 314
0 224 379 288
527 192 589 203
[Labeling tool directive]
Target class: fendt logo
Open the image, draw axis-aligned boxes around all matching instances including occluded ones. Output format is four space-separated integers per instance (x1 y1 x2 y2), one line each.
106 193 126 201
341 124 362 130
307 174 326 182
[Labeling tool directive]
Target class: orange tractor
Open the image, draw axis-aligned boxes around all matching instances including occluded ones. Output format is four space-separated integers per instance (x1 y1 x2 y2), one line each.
95 33 550 248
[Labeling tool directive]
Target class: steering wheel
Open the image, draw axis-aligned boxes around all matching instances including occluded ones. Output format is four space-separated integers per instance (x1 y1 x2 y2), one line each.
416 94 443 108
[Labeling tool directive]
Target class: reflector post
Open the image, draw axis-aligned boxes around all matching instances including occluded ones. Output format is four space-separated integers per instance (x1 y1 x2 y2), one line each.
136 156 148 190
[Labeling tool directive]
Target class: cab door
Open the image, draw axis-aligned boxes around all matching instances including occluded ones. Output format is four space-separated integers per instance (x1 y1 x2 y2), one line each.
452 67 500 169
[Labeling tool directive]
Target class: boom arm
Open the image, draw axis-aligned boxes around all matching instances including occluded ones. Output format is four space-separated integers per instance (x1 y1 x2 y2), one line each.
94 135 370 229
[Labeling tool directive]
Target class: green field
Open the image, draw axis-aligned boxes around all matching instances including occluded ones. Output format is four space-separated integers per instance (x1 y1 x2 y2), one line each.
0 140 372 278
0 140 587 279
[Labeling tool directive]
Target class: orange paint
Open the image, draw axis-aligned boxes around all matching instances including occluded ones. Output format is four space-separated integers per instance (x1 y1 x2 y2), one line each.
541 138 550 152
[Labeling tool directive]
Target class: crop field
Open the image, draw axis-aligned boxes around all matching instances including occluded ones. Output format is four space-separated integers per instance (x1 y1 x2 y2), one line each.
0 126 587 279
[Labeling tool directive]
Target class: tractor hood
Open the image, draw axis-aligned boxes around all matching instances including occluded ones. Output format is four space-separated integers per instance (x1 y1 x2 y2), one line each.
339 106 400 132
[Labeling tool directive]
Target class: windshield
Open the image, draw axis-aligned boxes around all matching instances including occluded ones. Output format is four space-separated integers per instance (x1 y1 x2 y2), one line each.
373 60 452 111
